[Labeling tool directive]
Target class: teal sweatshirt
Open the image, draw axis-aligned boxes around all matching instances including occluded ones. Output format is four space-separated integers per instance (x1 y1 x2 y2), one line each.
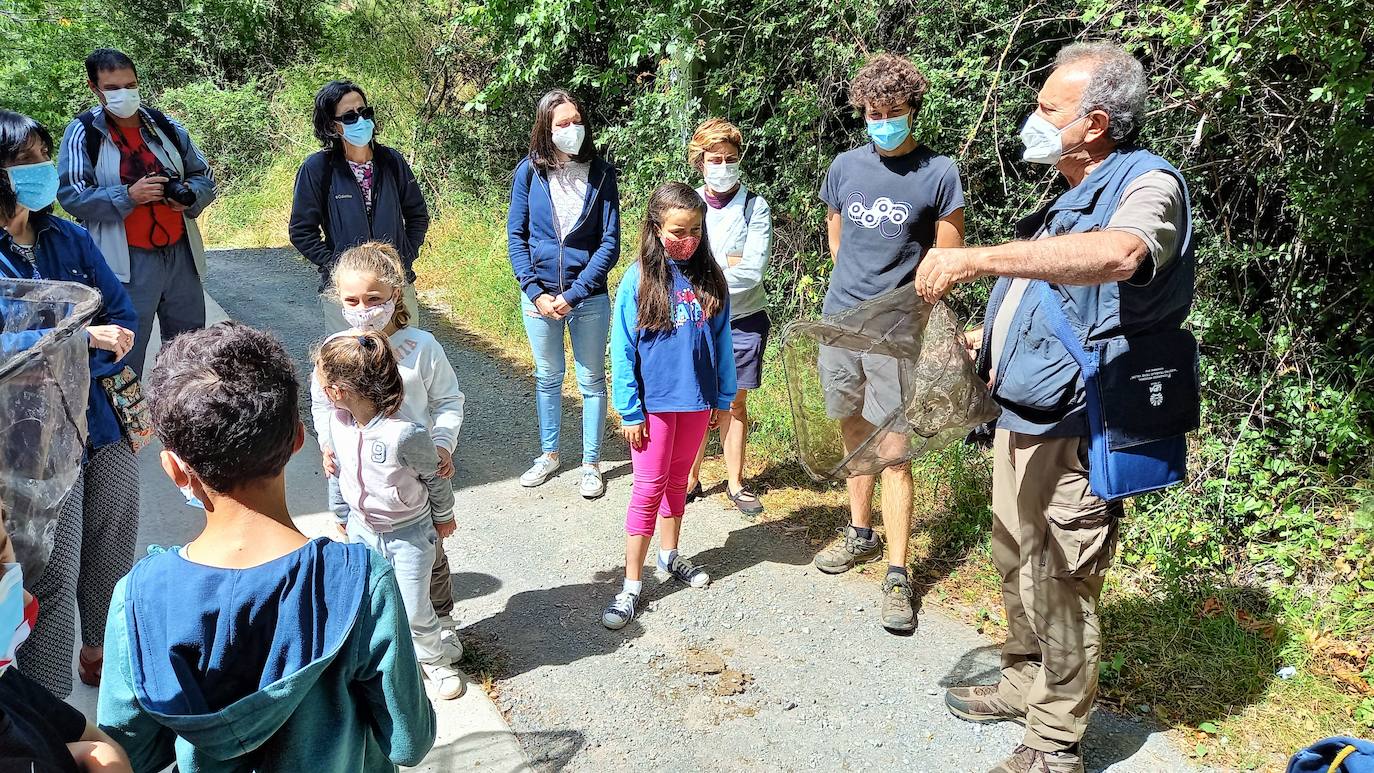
97 538 436 773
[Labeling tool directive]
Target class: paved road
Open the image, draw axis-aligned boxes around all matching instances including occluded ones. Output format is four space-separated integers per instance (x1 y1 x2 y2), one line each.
194 248 1199 772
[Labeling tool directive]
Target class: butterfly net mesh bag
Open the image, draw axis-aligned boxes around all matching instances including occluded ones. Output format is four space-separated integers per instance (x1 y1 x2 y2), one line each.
780 286 999 481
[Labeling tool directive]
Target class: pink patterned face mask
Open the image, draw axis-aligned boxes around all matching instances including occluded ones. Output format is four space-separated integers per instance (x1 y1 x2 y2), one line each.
661 233 700 261
342 299 396 332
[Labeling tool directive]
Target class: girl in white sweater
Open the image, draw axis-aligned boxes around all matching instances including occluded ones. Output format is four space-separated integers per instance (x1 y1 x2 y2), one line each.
312 241 465 626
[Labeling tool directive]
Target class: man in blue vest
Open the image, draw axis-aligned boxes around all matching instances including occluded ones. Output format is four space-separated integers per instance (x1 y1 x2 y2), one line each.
913 43 1195 773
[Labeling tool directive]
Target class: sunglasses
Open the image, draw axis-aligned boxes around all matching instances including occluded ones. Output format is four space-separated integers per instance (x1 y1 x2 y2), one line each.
335 106 376 125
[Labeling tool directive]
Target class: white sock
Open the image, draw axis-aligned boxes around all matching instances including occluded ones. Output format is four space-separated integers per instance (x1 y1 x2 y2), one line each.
622 578 642 596
658 549 678 567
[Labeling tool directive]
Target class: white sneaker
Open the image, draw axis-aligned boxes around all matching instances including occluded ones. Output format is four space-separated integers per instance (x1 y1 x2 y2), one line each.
520 455 559 487
422 662 467 700
441 636 465 666
437 612 462 631
579 464 606 499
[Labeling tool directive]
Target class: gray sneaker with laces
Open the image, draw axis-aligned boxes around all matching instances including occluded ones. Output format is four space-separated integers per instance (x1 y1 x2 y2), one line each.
602 591 638 630
814 525 883 574
656 553 710 588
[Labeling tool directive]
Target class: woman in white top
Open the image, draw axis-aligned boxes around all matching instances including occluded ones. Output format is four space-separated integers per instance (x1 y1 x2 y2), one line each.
684 118 773 516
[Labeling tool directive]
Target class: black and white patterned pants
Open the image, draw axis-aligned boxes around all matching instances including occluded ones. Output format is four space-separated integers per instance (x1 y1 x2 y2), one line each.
16 440 140 698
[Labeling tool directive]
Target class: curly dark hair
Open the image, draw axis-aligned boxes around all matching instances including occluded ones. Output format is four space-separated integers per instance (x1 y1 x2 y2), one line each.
848 53 930 116
149 322 300 494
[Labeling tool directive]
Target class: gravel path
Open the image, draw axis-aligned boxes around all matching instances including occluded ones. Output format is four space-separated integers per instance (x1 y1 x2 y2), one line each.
206 247 1204 773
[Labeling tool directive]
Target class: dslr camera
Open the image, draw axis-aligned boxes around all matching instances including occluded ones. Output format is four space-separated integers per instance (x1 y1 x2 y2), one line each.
146 170 197 207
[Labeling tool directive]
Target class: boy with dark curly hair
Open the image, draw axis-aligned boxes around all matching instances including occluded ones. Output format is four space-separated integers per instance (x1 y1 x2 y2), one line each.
813 52 966 633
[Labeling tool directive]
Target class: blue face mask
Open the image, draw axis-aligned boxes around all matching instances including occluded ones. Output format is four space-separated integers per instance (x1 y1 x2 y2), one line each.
341 117 375 148
5 161 59 212
866 114 911 152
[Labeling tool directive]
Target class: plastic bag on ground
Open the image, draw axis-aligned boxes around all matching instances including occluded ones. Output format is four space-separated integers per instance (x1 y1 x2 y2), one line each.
0 278 100 580
780 285 998 481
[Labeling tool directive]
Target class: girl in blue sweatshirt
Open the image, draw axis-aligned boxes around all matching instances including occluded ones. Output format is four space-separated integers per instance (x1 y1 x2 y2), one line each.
605 182 737 630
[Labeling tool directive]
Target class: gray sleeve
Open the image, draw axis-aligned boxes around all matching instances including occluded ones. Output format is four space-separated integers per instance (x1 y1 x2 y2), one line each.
937 159 966 219
1106 170 1186 283
819 156 842 211
398 425 455 523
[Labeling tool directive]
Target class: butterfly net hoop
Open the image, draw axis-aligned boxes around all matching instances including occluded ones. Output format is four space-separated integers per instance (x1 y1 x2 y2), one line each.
780 286 999 481
1 278 100 579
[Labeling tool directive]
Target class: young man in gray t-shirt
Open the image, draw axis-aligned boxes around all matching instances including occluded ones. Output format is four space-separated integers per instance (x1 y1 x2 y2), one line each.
813 53 966 634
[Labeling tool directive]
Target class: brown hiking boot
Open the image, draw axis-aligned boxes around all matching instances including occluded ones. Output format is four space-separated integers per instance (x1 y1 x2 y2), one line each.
944 683 1025 725
986 745 1084 773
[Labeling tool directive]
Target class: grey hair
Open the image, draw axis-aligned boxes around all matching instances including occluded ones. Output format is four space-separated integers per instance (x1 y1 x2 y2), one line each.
1055 42 1148 143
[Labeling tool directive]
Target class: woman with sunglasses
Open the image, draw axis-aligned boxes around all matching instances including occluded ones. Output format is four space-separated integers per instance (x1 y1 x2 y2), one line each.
289 80 430 333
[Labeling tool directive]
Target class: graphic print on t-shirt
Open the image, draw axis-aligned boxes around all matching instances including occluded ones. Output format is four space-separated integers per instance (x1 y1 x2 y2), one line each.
846 191 911 238
673 288 706 329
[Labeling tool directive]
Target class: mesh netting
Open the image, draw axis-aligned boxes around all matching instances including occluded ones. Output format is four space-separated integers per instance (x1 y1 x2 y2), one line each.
781 286 999 481
1 278 100 580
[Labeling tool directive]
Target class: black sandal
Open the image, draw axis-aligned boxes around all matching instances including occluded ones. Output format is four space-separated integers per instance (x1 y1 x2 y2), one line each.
685 483 704 503
727 487 765 517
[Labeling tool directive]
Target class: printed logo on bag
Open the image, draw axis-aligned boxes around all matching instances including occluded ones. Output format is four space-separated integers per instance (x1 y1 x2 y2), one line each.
1132 367 1179 410
371 440 387 464
846 192 911 238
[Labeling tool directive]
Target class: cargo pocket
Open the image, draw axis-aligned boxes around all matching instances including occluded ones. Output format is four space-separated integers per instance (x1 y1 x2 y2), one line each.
1042 438 1119 578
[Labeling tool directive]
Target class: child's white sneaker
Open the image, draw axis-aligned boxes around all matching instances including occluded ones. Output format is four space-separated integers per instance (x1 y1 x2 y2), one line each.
423 662 466 700
579 464 606 499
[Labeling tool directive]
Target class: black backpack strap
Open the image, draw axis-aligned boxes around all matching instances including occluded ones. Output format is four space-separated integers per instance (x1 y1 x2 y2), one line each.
142 107 188 166
78 112 103 166
743 190 758 227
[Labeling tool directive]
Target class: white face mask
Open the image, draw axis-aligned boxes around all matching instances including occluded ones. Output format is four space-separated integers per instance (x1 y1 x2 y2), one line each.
703 161 741 193
342 298 396 332
551 124 586 155
102 87 141 119
1019 111 1089 165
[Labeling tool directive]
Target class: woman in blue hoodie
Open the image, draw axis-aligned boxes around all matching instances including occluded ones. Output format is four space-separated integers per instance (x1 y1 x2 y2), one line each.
0 109 140 698
507 89 620 499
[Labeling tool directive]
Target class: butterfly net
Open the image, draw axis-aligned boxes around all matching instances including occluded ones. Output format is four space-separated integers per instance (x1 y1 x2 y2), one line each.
780 286 999 481
1 278 100 580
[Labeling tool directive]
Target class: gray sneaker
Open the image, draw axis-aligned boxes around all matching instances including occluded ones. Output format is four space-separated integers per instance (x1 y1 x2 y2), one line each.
520 455 559 487
602 591 638 630
657 553 710 588
880 572 917 632
814 526 883 574
578 464 606 499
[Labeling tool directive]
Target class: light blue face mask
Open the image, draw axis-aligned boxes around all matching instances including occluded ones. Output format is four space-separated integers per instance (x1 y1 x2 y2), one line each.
866 114 911 152
5 161 59 211
341 117 375 148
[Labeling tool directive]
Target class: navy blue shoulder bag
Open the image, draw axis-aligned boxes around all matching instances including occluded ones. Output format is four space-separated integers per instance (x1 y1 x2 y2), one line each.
1036 280 1199 501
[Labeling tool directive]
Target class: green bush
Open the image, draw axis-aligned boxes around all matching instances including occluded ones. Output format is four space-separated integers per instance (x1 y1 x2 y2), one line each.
157 81 274 184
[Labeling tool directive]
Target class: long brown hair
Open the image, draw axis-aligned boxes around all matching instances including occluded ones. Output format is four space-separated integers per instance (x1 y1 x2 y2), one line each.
315 330 405 418
528 89 596 174
326 241 411 329
635 182 728 332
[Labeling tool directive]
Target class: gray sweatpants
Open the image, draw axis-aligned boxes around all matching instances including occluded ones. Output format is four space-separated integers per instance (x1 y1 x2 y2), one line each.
124 239 206 377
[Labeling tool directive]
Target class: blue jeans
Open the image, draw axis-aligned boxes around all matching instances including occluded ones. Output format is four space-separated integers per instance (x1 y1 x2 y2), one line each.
520 292 610 464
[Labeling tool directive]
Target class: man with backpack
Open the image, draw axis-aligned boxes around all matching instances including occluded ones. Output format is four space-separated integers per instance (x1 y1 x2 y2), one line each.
58 48 217 376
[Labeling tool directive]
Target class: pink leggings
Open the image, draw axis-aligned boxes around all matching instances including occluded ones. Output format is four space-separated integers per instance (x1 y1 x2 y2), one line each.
625 410 712 536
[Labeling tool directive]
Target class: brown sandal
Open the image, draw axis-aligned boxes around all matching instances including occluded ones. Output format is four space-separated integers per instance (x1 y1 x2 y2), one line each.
78 649 102 687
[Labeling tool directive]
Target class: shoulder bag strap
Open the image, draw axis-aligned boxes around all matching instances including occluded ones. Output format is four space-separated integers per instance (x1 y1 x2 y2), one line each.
1035 280 1099 378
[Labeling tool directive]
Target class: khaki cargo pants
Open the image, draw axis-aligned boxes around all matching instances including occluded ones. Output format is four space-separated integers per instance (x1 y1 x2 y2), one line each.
992 429 1122 752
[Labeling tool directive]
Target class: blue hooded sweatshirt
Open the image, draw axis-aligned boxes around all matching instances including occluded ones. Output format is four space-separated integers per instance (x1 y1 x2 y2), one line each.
98 538 436 773
610 260 737 424
506 156 621 307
